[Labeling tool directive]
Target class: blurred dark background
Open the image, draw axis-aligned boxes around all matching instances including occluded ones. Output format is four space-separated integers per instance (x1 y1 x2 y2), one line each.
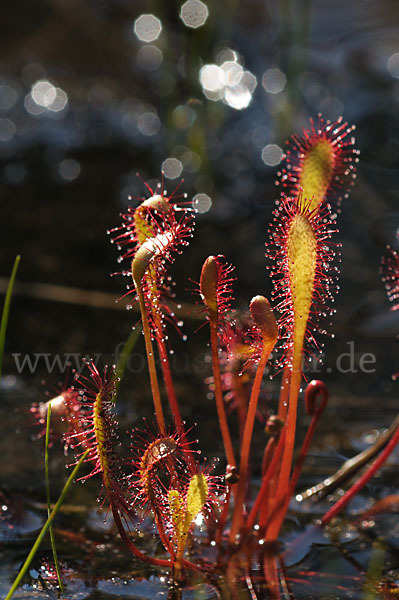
0 0 398 439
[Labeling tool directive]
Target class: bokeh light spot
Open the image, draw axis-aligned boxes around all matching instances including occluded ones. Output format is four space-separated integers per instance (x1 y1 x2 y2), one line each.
261 144 283 166
193 193 212 213
200 54 256 110
221 61 243 87
199 64 224 92
28 79 68 114
0 85 18 111
136 45 163 71
59 158 81 181
180 0 209 29
261 68 286 94
172 104 196 129
203 87 224 101
49 88 68 112
31 80 56 107
134 14 162 43
388 52 399 78
224 85 252 110
0 118 16 142
162 158 183 179
137 112 161 136
241 70 257 93
24 93 45 116
181 150 201 172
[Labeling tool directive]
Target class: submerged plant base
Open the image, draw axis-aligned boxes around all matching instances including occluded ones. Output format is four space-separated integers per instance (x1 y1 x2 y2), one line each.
3 458 399 600
2 377 399 599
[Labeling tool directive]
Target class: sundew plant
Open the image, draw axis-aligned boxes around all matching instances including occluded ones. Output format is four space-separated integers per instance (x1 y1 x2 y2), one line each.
6 115 399 599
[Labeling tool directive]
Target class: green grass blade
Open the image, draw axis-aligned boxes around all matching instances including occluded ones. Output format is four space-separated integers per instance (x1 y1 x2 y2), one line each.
0 255 21 379
114 324 142 396
45 403 64 592
362 540 386 600
5 449 89 600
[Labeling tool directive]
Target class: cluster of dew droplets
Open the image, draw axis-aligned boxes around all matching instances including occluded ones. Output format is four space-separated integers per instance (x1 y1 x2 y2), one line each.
265 196 340 369
276 115 359 213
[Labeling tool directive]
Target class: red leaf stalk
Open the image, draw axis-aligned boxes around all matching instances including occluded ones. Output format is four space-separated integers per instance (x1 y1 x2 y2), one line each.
258 416 285 532
111 184 194 432
229 296 278 543
288 380 328 497
320 419 399 526
265 195 338 540
132 219 193 432
200 255 237 470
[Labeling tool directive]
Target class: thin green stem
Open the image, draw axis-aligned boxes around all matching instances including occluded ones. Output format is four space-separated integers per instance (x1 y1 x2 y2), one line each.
5 450 89 600
45 404 63 592
137 289 165 433
0 255 20 379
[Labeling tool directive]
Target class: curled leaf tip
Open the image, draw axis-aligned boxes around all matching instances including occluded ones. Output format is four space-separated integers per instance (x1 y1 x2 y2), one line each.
304 379 329 416
141 194 170 212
